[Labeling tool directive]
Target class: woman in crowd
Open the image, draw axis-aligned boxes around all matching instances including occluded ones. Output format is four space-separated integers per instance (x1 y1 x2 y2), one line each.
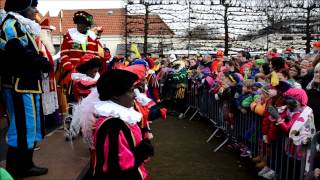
300 57 314 89
307 62 320 131
288 63 302 85
277 69 302 88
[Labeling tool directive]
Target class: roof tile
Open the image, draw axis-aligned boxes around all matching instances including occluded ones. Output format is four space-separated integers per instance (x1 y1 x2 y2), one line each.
49 8 174 36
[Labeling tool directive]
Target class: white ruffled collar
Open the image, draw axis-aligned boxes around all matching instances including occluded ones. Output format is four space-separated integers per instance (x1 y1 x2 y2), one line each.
94 100 142 125
8 12 41 36
71 72 100 81
68 28 96 44
134 88 152 106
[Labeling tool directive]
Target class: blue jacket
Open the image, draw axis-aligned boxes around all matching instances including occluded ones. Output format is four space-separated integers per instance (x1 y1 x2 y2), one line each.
0 14 50 93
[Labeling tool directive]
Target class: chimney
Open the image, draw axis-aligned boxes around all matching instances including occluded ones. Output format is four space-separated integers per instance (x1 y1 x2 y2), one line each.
107 10 113 16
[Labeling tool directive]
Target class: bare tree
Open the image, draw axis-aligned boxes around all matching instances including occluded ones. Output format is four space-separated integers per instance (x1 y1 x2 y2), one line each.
185 24 219 40
259 0 320 53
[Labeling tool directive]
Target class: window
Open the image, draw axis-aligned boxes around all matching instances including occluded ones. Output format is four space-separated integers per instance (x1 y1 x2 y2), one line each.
282 36 293 40
302 36 320 40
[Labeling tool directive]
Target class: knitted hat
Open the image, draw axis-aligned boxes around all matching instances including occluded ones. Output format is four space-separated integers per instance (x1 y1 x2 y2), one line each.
313 41 320 49
255 59 265 65
5 0 38 12
216 50 224 57
285 47 293 53
267 51 280 58
240 62 253 75
97 69 138 100
283 88 308 106
73 11 94 26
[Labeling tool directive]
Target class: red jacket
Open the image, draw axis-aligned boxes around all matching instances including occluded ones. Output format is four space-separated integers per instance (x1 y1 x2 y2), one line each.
73 80 96 102
60 30 100 72
262 101 286 142
262 112 281 142
279 111 301 134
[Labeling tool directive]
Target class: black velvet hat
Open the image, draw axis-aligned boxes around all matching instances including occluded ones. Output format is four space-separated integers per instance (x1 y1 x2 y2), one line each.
97 69 138 101
5 0 38 12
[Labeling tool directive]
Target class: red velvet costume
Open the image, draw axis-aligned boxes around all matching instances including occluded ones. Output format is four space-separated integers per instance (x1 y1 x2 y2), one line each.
60 28 100 75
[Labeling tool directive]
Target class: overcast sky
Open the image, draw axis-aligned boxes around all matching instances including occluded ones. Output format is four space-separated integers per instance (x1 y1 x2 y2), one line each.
38 0 125 16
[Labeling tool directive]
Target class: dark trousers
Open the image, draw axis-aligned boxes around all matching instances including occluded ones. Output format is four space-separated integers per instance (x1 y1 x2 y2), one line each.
174 98 187 113
6 146 34 176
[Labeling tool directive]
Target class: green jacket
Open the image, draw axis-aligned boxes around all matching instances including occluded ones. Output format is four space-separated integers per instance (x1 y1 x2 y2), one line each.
241 94 259 108
172 68 188 85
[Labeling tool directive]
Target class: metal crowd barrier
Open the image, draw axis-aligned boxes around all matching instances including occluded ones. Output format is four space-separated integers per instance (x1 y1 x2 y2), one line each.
184 82 315 180
308 132 320 174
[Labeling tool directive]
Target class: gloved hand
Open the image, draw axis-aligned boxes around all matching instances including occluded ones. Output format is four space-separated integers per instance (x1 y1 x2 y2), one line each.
35 55 52 73
134 139 154 167
40 57 52 73
285 97 298 111
267 106 280 119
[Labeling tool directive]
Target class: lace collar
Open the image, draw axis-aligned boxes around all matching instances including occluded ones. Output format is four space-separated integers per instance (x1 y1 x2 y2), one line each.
94 100 142 125
68 28 96 44
7 12 41 36
71 72 100 81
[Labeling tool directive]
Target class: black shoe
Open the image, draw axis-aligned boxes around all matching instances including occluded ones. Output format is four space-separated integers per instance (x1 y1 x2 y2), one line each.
20 166 48 177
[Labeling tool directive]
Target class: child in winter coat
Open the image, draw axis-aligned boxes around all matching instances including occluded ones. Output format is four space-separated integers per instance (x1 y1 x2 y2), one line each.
252 58 265 77
214 72 240 127
269 57 285 86
236 79 258 114
262 89 285 144
251 85 269 117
